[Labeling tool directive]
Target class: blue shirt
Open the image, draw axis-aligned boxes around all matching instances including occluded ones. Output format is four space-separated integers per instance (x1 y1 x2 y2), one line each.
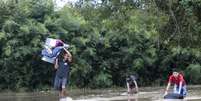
56 60 69 78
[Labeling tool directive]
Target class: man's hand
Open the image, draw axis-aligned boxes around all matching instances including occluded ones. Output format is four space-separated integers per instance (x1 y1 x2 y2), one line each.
175 90 180 94
164 90 168 97
127 88 131 95
136 89 139 93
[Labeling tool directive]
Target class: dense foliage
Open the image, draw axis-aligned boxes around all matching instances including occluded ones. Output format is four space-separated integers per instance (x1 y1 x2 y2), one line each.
0 0 200 91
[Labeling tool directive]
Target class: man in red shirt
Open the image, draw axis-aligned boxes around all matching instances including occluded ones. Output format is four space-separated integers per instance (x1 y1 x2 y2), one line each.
164 69 187 97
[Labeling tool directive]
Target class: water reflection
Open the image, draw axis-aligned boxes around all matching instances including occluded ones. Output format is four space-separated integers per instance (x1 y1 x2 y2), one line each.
128 94 138 101
0 86 200 101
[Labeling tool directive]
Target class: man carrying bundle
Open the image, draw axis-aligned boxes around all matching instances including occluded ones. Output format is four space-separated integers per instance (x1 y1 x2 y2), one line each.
54 49 72 101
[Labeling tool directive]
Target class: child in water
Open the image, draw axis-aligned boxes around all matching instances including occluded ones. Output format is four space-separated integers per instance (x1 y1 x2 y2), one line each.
126 75 139 94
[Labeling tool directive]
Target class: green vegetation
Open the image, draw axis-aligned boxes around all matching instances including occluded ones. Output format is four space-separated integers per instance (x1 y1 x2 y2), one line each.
0 0 200 91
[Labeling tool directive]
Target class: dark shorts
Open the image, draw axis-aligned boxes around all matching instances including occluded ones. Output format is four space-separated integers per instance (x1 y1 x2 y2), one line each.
129 84 135 89
54 76 68 91
127 81 136 89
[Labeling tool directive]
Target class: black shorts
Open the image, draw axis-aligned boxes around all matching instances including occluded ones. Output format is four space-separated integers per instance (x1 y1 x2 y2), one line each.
129 84 135 89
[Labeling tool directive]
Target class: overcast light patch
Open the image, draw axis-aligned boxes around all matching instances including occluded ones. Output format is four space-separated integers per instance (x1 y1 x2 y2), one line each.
53 0 79 9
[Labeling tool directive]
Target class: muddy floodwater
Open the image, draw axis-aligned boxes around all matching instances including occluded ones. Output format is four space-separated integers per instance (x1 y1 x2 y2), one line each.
0 86 201 101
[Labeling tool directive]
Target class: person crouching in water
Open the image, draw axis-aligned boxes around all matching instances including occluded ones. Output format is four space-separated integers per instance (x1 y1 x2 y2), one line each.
126 75 139 94
164 68 187 97
54 49 72 101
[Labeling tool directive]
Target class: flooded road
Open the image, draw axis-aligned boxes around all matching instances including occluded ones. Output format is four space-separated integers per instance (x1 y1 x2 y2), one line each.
0 86 200 101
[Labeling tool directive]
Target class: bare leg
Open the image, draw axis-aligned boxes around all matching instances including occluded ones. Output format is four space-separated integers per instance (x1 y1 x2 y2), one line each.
58 88 68 101
59 91 62 101
128 92 138 101
61 88 68 97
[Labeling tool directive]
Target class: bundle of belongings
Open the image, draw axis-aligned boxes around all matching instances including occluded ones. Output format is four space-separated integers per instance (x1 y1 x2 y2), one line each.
164 93 184 99
41 38 69 64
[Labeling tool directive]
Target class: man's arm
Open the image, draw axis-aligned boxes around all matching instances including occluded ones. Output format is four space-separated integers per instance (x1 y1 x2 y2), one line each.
126 82 130 93
64 48 72 62
178 81 182 94
164 82 171 96
178 75 184 94
66 50 72 62
54 58 58 69
133 80 139 92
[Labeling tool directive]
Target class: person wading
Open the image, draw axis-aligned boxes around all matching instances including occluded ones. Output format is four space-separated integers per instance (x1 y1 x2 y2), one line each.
164 68 187 98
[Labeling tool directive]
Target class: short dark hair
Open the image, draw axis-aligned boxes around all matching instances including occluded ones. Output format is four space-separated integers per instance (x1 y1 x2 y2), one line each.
172 68 180 72
57 49 67 61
